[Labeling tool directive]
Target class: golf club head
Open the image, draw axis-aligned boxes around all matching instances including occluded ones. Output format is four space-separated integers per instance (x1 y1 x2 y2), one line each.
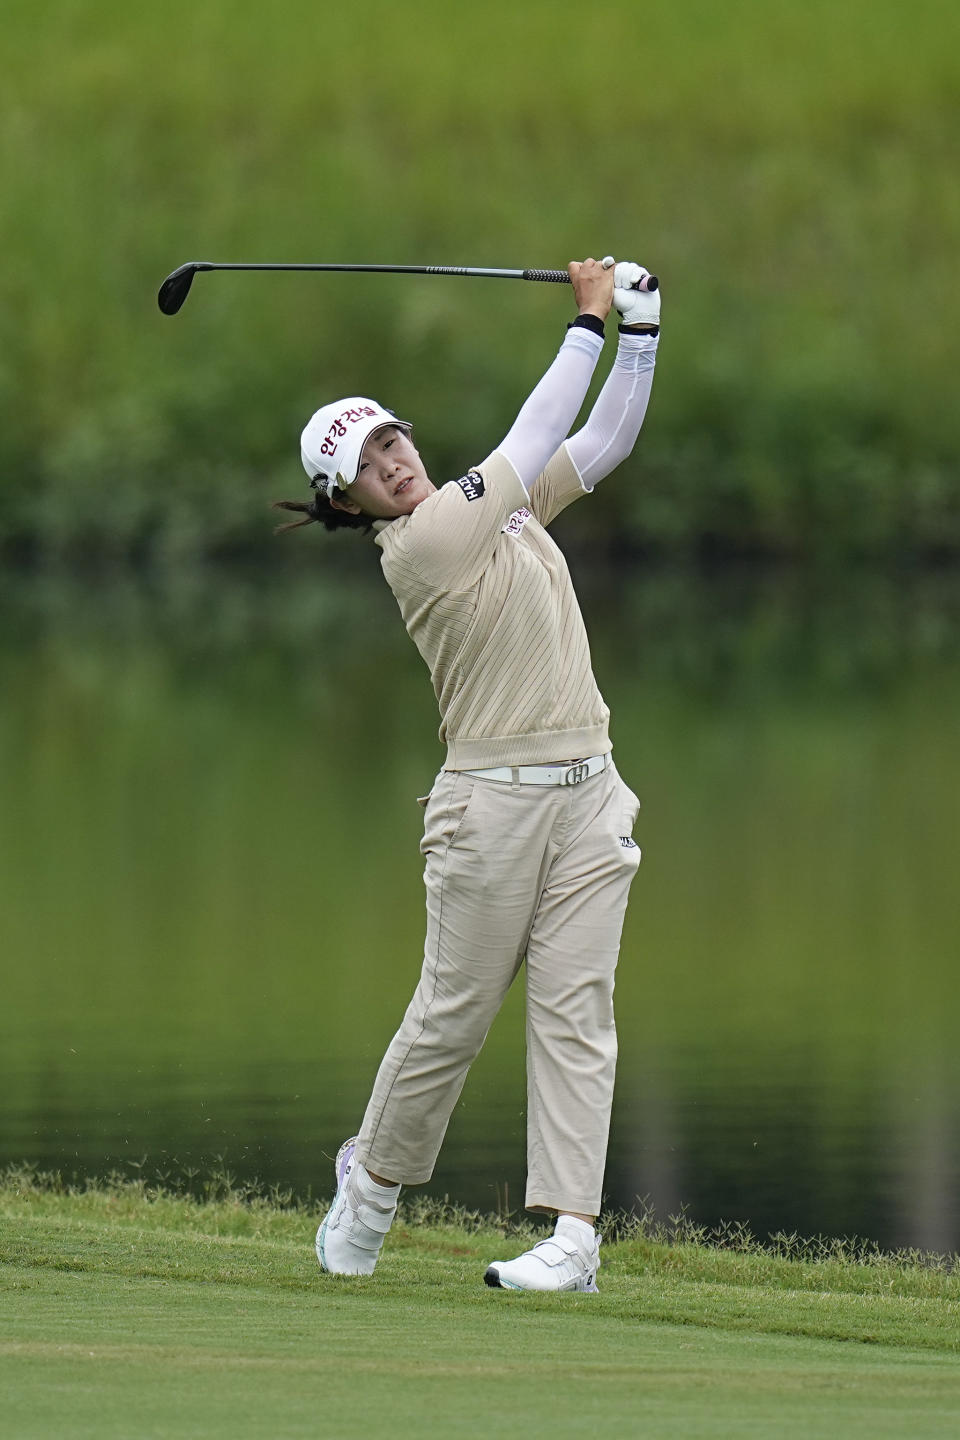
158 262 202 315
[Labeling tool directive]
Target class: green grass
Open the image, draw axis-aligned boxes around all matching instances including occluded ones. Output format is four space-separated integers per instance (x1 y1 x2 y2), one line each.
1 0 958 558
2 1171 959 1437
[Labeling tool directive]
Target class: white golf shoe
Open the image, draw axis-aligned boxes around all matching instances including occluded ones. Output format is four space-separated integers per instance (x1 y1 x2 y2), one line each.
315 1137 398 1276
484 1229 601 1293
334 1135 357 1191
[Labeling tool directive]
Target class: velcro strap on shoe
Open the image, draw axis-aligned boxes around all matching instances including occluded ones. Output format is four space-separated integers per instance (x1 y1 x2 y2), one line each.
532 1236 579 1266
356 1201 395 1234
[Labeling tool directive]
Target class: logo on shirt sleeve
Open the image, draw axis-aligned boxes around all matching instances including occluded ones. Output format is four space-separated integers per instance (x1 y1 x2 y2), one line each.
503 507 532 536
455 471 485 502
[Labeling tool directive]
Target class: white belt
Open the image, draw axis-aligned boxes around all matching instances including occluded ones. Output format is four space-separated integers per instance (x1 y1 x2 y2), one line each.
462 754 608 787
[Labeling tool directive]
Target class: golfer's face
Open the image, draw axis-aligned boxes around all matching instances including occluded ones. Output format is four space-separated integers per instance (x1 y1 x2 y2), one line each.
349 426 435 518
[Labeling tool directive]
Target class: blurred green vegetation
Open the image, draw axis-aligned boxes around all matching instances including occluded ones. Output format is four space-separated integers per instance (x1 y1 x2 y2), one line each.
1 0 958 559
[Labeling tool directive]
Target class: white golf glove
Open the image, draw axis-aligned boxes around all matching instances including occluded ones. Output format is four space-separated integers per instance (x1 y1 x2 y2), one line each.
614 261 660 328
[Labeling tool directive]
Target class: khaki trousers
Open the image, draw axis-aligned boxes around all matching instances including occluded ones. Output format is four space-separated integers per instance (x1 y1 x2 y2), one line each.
355 760 641 1216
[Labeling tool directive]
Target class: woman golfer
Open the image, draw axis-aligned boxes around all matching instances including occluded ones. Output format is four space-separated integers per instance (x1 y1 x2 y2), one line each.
278 256 660 1291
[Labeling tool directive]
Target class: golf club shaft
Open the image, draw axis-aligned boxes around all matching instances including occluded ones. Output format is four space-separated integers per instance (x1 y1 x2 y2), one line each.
157 261 659 315
196 262 571 279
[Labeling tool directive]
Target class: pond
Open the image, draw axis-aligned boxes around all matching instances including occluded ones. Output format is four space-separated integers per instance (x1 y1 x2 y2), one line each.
1 556 957 1251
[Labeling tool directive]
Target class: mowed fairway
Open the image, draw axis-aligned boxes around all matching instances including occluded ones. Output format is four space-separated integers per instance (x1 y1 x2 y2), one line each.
2 1183 959 1438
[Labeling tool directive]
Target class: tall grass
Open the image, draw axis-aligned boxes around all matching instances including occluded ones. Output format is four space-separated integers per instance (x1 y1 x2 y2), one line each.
1 0 957 557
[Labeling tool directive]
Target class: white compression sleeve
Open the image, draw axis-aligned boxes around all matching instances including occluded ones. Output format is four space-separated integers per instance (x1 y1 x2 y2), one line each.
565 333 658 489
496 327 605 494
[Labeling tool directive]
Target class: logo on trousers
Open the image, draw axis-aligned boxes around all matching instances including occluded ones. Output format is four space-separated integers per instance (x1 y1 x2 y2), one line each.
563 762 590 786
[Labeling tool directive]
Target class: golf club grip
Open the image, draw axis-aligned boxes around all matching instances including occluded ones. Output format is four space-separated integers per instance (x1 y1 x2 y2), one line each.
522 269 572 284
522 268 659 292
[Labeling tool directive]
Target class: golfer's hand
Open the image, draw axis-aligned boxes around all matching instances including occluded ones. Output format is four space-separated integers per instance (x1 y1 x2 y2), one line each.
614 261 661 329
569 258 614 322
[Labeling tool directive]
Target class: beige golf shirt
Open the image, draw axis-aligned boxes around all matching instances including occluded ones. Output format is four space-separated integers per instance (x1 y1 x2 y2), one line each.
374 445 611 770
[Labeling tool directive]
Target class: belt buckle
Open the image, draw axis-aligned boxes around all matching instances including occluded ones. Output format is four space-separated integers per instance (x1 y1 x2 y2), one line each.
562 761 590 786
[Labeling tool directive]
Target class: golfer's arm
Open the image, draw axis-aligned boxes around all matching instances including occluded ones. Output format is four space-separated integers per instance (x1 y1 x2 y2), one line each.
495 326 605 494
565 332 659 489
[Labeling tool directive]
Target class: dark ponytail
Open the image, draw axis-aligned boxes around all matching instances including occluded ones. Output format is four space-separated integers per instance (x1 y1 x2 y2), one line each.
270 491 373 535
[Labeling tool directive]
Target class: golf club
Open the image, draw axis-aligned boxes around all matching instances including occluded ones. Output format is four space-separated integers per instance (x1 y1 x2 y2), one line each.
157 259 659 316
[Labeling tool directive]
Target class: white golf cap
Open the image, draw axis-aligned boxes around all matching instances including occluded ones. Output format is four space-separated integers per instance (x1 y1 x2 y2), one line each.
300 396 412 499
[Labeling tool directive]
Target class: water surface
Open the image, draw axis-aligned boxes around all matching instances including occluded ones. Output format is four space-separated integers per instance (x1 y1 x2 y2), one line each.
1 560 957 1250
